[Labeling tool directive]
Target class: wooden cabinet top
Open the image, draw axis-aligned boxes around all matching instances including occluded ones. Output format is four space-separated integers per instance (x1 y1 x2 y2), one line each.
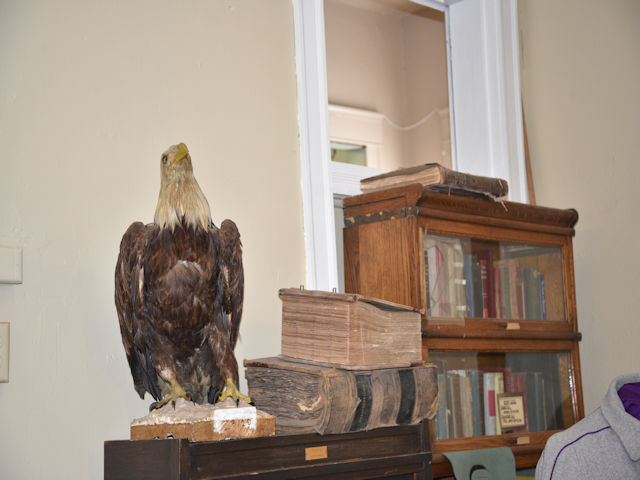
105 422 431 480
343 184 578 236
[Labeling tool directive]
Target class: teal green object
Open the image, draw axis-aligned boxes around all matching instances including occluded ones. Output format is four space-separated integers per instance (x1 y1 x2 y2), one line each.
443 447 516 480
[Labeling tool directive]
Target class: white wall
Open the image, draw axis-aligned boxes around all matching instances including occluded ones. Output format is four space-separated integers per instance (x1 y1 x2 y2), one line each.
403 10 450 168
519 0 640 413
324 0 450 169
0 1 303 478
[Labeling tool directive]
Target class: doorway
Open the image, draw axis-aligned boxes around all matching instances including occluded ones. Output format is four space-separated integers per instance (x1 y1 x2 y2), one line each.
325 0 451 291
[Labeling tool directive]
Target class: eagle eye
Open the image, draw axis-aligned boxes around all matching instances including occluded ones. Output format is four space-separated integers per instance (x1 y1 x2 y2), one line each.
161 155 168 165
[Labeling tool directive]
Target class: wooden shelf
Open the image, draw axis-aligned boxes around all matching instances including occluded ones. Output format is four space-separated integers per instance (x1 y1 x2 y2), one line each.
343 185 584 477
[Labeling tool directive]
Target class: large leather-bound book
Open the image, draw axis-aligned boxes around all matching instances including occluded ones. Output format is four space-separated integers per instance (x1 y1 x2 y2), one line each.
360 163 509 198
279 288 421 369
244 356 438 435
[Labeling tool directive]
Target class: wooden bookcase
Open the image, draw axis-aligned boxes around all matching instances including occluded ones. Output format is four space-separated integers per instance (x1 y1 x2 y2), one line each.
342 184 584 477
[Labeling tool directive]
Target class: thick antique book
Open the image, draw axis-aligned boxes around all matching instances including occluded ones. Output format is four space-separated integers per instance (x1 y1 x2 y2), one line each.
279 288 421 369
244 356 438 435
360 163 509 198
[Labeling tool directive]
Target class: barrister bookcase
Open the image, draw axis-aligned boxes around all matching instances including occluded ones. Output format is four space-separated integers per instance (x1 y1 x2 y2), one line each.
342 183 584 477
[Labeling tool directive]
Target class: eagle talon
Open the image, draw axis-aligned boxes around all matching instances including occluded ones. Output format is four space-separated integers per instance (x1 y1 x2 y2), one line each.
217 377 252 405
149 379 191 411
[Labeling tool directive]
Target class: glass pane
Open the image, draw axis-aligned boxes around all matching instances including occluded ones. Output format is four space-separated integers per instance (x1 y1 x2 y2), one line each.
430 352 574 440
424 233 565 321
330 142 367 166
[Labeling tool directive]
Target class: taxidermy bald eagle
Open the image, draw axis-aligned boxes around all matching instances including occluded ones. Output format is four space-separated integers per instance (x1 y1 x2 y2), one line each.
115 143 250 409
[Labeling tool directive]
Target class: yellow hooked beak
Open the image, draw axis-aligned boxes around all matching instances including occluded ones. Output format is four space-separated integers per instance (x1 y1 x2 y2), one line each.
175 142 189 162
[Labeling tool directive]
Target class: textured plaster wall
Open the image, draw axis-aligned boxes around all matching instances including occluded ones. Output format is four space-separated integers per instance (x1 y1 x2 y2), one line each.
519 0 640 413
0 1 303 478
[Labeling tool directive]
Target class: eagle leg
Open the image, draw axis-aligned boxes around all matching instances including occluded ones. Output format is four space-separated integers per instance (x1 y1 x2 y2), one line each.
149 379 191 411
217 377 252 405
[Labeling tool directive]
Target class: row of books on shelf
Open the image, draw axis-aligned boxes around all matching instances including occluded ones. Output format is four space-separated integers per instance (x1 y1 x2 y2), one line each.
432 362 573 440
425 236 555 321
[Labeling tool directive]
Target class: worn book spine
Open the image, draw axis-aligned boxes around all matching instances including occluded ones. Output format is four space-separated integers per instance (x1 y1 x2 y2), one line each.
448 371 462 438
463 253 475 317
425 235 448 318
471 256 483 318
244 359 358 434
244 357 438 435
483 372 496 436
536 254 563 320
425 238 441 317
436 239 448 316
500 264 511 318
493 264 503 319
452 240 467 318
475 249 495 318
522 268 540 320
434 372 449 440
494 372 505 435
458 371 474 437
470 369 484 437
436 166 509 198
508 262 523 320
526 371 544 432
538 274 547 320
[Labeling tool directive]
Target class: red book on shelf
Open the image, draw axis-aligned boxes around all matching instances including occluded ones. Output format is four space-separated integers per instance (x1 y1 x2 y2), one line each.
475 250 496 318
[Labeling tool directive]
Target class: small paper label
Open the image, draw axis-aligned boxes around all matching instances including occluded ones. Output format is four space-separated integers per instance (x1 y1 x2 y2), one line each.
497 393 526 430
506 322 521 330
517 436 531 445
305 445 328 461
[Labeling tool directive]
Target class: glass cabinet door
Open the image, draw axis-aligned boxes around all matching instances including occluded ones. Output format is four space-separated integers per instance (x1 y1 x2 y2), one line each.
430 351 575 440
424 233 566 322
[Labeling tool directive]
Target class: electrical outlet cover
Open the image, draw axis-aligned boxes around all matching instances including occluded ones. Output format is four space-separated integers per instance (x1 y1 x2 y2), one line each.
0 322 9 382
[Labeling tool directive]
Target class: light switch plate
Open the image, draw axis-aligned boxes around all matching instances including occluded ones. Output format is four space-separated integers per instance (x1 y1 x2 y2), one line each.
0 322 9 382
0 246 22 284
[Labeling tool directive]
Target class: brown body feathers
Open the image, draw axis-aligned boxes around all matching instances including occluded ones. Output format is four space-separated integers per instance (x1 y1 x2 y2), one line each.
115 143 244 404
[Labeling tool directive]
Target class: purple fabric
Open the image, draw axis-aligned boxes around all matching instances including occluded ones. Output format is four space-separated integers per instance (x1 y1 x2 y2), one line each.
618 382 640 421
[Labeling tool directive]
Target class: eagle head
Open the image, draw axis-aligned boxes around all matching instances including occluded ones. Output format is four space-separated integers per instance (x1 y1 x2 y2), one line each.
154 142 212 231
160 142 192 178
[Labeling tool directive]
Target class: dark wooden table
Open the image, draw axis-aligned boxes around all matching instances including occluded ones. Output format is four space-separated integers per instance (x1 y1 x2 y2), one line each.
105 421 431 480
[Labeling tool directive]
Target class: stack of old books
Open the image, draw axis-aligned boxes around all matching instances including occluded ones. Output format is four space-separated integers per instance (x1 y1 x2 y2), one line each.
244 288 438 435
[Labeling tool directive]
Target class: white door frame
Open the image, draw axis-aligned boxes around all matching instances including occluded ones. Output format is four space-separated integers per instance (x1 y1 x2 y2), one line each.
293 0 526 291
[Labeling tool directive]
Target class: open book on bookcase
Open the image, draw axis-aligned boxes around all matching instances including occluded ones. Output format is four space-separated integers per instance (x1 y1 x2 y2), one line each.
342 184 583 477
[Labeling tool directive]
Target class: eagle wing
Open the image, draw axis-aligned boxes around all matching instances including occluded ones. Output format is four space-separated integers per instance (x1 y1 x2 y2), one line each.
218 219 244 350
114 221 162 401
